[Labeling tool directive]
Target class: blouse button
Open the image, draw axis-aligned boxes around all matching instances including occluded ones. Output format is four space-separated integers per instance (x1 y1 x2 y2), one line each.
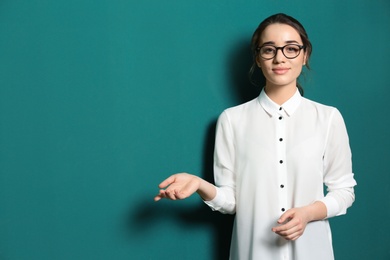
280 184 284 188
279 138 283 142
279 160 283 164
279 116 283 120
281 208 285 212
279 107 282 111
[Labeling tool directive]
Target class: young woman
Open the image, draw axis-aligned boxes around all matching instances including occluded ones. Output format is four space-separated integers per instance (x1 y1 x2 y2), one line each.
154 13 357 260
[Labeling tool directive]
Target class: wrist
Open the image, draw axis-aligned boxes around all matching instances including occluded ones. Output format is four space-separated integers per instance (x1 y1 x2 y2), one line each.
305 201 327 222
197 178 216 201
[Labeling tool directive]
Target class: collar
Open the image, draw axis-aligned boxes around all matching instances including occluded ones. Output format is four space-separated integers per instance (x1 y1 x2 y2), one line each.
258 88 302 117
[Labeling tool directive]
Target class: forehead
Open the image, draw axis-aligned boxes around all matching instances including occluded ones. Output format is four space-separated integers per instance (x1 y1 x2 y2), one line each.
260 23 302 45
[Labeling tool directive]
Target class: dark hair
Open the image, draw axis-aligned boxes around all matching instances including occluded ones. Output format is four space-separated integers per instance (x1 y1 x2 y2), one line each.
249 13 312 95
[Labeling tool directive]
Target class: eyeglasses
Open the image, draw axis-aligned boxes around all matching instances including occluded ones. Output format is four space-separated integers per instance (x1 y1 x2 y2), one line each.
256 44 305 60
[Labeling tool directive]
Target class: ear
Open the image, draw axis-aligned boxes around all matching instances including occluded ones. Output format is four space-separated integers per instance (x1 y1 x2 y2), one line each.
303 52 308 66
256 55 262 68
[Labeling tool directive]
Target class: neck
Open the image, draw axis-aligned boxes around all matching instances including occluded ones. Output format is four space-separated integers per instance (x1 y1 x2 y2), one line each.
264 83 297 105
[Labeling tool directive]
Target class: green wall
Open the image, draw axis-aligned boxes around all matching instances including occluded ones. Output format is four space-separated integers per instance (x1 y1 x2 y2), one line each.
0 1 389 259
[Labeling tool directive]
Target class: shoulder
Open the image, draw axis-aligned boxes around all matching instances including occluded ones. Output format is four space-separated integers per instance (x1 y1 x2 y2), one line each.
221 98 260 118
301 97 334 110
301 98 343 125
300 97 342 118
216 98 260 128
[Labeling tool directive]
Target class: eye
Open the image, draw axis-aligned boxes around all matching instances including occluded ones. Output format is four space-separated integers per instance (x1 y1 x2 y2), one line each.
260 46 276 55
284 45 300 54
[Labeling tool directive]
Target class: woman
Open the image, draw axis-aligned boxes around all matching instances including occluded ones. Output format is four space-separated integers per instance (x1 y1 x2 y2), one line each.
154 13 357 260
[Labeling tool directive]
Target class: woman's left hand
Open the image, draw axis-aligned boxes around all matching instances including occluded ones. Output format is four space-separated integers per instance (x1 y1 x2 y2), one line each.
272 201 327 241
271 207 310 241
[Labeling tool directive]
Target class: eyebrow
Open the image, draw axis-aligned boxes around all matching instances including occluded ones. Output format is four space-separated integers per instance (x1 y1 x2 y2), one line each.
261 40 301 45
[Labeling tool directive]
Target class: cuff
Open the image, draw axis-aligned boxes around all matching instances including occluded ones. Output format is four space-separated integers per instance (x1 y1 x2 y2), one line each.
203 187 226 211
319 196 340 218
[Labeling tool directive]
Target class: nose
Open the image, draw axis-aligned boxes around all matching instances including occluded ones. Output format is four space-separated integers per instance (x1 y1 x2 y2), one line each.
273 48 285 63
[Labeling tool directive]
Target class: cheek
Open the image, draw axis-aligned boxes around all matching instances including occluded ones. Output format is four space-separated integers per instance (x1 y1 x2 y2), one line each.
290 57 305 73
258 63 269 76
258 59 271 70
294 66 303 77
295 60 305 71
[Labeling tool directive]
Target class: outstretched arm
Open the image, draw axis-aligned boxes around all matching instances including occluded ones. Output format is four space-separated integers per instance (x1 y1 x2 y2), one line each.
154 173 217 202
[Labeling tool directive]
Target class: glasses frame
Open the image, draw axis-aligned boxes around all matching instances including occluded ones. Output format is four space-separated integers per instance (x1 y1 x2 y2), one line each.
256 44 306 60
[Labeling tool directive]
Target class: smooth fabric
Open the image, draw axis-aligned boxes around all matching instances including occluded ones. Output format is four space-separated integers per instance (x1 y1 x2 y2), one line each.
205 89 357 260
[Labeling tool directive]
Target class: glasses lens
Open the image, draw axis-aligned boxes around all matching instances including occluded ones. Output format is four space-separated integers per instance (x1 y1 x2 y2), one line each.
283 45 301 58
259 46 276 59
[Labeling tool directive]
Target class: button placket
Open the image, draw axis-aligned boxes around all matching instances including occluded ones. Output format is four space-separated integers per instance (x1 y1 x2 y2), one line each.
276 110 287 214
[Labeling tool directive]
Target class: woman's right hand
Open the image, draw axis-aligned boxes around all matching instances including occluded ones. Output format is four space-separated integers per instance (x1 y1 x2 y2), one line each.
154 173 216 202
154 173 201 201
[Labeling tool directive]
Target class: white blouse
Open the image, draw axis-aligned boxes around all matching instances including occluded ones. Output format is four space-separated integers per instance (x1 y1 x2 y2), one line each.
205 89 357 260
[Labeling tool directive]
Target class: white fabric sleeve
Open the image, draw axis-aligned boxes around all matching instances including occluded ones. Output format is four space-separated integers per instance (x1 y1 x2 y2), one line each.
320 108 357 218
204 186 235 214
203 111 236 214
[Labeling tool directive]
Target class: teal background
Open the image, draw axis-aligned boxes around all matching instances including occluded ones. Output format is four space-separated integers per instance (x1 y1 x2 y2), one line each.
0 0 389 259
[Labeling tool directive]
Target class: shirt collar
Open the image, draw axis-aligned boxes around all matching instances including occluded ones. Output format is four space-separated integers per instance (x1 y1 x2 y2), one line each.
258 88 302 117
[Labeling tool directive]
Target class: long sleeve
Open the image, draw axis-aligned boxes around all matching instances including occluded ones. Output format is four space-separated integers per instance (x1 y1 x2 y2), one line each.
204 111 236 214
320 108 357 218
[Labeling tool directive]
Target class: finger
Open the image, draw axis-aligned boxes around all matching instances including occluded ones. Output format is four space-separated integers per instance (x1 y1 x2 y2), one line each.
273 222 289 232
165 189 178 200
154 190 166 201
284 230 302 241
278 209 294 224
158 175 176 189
154 190 168 201
274 222 298 235
272 218 297 233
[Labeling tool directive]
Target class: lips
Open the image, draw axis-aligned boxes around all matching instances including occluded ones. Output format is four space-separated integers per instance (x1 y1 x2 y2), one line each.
272 67 290 75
